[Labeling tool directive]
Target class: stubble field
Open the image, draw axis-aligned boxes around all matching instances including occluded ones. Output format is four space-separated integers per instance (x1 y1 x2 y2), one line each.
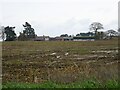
2 38 119 88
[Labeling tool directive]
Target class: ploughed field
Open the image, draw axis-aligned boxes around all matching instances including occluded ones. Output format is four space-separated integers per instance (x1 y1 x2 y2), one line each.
2 39 119 85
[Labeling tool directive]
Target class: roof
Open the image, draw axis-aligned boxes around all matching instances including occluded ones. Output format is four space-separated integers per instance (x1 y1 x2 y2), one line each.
37 36 49 38
73 36 95 39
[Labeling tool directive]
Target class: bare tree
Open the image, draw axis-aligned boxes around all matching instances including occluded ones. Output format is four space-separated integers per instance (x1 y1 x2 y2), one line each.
89 22 104 40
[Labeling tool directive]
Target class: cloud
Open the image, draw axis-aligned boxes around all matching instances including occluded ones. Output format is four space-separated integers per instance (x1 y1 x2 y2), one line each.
104 20 118 31
41 18 92 36
1 0 118 36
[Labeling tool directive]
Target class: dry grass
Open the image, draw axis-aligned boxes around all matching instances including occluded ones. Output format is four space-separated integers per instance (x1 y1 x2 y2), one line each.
2 38 119 84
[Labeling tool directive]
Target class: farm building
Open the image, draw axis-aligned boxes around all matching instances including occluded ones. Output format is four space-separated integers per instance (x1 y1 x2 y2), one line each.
49 37 64 41
63 37 73 41
74 32 95 41
55 37 64 41
34 32 95 41
34 36 49 41
73 36 95 41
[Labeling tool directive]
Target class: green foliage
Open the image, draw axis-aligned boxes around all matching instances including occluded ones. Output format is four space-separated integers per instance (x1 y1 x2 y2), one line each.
18 22 36 41
4 26 16 41
18 32 28 41
104 80 119 88
60 34 68 37
2 80 119 88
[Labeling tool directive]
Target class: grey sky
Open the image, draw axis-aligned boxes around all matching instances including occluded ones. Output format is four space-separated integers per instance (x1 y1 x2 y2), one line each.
0 0 118 36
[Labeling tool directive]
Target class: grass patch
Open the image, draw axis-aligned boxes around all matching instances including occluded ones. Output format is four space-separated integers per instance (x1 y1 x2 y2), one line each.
2 80 119 88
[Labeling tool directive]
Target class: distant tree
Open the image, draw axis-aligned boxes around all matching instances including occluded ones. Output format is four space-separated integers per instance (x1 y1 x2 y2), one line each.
89 22 104 40
87 32 95 36
18 22 36 41
76 34 80 36
76 32 94 37
4 26 16 41
60 34 68 37
69 35 72 37
23 22 35 38
18 32 27 41
106 30 118 39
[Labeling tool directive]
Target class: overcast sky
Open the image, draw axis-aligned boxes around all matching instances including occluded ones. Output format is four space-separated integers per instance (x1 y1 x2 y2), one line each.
0 0 119 36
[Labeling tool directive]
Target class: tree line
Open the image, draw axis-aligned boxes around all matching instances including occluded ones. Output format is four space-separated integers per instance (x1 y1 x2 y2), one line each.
0 22 118 41
1 22 36 41
60 22 118 40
